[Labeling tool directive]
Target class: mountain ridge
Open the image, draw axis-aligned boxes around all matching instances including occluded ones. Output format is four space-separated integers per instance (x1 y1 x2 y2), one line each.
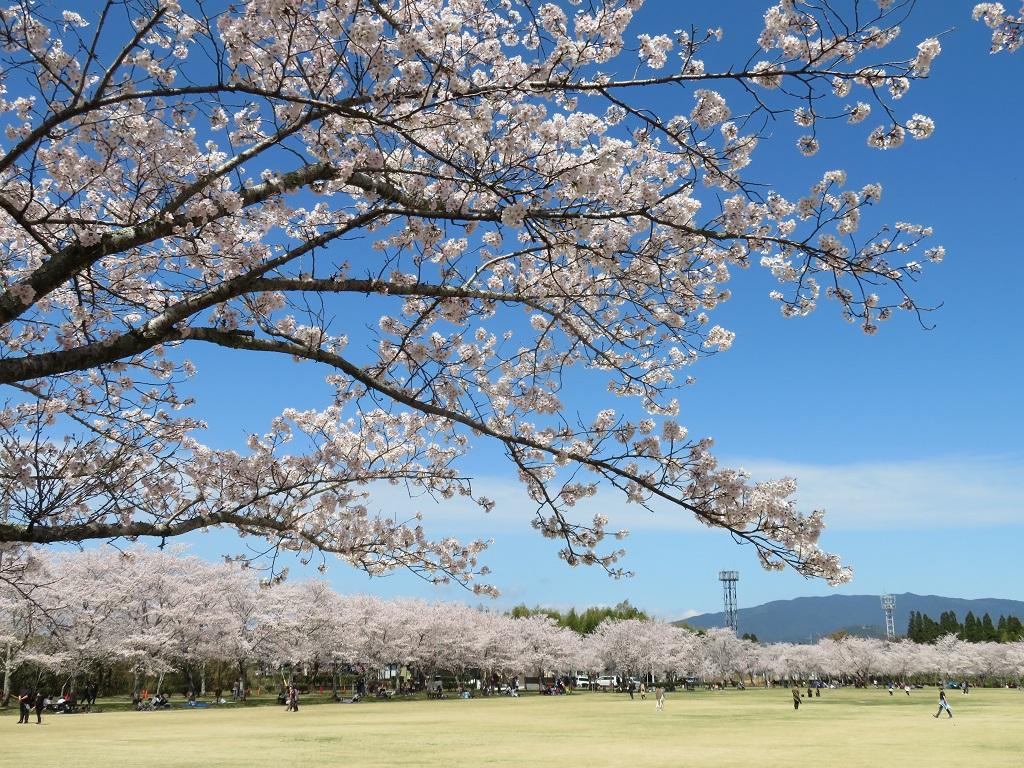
676 593 1024 643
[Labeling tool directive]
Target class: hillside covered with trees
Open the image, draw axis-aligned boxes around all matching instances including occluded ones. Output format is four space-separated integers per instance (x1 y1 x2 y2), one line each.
906 611 1024 644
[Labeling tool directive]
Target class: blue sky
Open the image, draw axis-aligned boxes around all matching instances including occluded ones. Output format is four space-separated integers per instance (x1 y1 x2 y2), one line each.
169 0 1024 621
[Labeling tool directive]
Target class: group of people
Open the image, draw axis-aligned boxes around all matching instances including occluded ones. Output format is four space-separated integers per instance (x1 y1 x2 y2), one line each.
789 681 955 719
282 685 300 712
540 679 567 695
791 685 823 709
16 691 46 724
642 685 667 711
614 680 666 711
130 689 172 711
887 681 913 696
15 686 99 723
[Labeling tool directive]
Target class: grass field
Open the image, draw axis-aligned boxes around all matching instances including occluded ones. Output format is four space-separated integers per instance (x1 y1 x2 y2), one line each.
5 688 1023 767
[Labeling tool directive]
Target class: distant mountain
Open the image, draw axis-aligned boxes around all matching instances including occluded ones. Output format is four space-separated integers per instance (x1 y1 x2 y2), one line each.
677 593 1024 643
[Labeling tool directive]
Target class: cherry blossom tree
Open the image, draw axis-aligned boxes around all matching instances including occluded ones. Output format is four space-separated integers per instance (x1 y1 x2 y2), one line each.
877 639 921 683
697 626 753 684
29 549 141 695
274 579 348 695
825 636 884 685
408 601 485 687
648 624 693 683
1003 643 1024 687
471 610 531 688
0 0 976 593
206 566 287 699
968 641 1009 685
929 633 975 683
511 613 576 688
113 549 230 695
588 617 649 684
0 549 55 702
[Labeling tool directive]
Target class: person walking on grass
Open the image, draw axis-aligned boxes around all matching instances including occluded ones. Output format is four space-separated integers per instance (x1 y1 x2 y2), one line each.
792 687 801 710
33 692 45 724
655 687 665 712
934 689 953 719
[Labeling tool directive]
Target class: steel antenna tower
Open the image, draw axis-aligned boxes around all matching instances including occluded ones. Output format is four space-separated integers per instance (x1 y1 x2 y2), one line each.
719 571 739 633
881 594 896 641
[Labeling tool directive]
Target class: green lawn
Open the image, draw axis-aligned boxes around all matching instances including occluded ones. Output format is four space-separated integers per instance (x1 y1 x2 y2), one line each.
5 688 1023 767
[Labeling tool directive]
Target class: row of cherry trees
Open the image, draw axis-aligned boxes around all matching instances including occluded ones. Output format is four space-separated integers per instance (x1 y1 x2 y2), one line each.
4 548 1024 702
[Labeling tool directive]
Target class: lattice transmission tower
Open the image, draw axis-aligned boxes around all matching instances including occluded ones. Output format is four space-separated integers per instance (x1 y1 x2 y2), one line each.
719 570 739 633
881 594 896 641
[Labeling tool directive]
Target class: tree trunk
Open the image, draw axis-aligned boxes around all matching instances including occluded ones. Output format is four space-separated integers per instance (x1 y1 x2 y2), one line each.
200 661 207 696
237 660 248 700
2 643 13 704
156 670 165 695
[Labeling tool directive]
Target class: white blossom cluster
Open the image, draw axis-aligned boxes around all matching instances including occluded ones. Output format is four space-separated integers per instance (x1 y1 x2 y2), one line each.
0 0 998 591
974 2 1024 52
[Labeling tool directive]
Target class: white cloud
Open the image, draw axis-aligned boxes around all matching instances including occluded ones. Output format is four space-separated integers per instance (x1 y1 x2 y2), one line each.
729 454 1024 530
358 454 1023 539
361 476 703 535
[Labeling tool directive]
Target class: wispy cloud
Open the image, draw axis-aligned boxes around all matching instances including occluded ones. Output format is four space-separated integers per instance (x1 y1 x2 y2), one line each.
358 454 1023 539
364 477 703 535
730 454 1024 530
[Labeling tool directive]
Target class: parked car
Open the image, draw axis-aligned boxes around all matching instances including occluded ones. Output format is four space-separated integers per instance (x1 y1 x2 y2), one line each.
595 675 618 689
574 675 591 689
